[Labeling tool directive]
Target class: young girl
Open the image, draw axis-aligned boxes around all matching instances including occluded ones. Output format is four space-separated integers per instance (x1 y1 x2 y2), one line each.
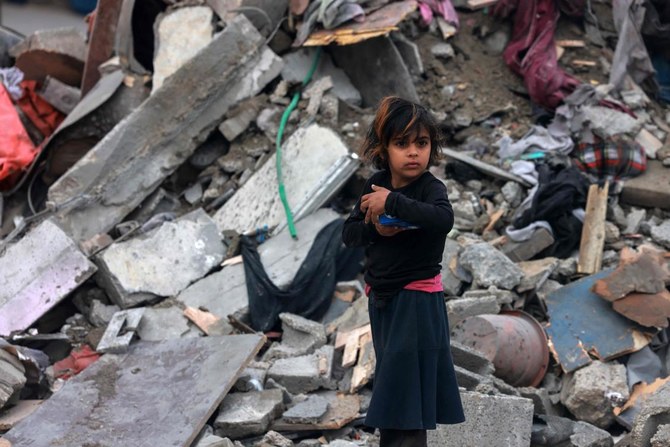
342 96 465 447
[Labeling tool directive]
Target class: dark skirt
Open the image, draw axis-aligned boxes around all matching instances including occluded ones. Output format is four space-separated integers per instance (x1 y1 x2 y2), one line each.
365 289 466 430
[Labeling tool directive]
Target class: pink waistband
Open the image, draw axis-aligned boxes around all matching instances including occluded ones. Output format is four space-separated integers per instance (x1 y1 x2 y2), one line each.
364 274 443 296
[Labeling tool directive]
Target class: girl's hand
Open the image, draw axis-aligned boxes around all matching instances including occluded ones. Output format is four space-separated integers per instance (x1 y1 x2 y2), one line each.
360 184 391 224
374 223 405 237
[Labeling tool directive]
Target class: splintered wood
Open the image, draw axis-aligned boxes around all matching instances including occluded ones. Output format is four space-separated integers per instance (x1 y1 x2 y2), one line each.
578 183 609 275
335 324 376 392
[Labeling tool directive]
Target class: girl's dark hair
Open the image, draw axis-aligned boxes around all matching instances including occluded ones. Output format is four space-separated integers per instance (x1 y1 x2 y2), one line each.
361 96 442 170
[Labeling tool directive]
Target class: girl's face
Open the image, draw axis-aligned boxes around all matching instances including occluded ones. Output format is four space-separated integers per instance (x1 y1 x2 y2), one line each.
386 127 431 189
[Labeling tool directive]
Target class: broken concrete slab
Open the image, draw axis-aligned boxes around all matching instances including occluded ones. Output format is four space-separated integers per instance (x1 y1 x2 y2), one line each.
96 308 145 354
137 306 200 341
428 391 533 446
271 391 359 432
518 387 563 417
95 209 225 308
219 95 267 142
265 313 327 360
571 421 615 447
462 286 517 306
213 124 351 234
283 394 329 425
560 361 629 429
391 32 424 77
87 300 120 328
281 48 361 106
629 381 670 447
267 345 335 395
450 340 495 377
179 209 340 326
10 27 87 86
5 335 264 446
214 389 284 439
48 15 283 243
446 296 500 328
621 160 670 210
531 415 614 447
196 434 236 447
330 36 419 107
152 6 215 93
233 362 269 392
503 227 556 263
459 242 524 290
0 350 26 409
517 257 559 292
624 208 647 234
651 424 670 447
0 219 97 336
582 105 644 138
651 220 670 249
544 269 655 373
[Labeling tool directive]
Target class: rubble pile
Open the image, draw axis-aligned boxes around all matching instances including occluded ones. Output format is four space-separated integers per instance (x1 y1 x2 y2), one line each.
1 0 670 446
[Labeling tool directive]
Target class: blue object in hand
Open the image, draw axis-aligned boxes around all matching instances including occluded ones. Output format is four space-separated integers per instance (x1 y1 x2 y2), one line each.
378 214 420 229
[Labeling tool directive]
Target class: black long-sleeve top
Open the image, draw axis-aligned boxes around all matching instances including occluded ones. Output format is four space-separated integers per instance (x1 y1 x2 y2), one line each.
342 170 454 299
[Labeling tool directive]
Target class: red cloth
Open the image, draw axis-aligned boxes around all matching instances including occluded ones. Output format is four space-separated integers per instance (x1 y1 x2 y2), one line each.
0 85 38 190
495 0 582 110
365 274 444 296
52 345 101 380
16 80 65 138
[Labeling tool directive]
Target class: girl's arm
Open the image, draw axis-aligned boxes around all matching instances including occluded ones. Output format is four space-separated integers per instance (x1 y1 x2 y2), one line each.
342 180 380 247
385 179 454 233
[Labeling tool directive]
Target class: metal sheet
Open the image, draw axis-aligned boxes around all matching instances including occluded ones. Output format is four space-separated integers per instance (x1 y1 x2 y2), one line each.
544 269 656 373
4 334 264 447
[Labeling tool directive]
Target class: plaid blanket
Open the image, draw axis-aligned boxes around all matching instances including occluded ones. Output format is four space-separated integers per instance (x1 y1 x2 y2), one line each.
573 136 647 181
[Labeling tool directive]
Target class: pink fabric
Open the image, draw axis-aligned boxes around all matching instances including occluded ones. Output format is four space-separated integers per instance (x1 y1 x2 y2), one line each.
494 0 581 110
0 85 38 191
365 274 444 296
418 0 459 28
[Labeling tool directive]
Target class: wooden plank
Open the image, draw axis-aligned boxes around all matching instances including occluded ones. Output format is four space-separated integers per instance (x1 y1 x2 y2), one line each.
544 270 656 373
578 183 609 275
304 1 417 46
335 324 370 349
350 331 375 393
441 148 532 187
572 59 597 67
3 335 264 447
183 307 228 335
555 39 585 48
342 335 360 368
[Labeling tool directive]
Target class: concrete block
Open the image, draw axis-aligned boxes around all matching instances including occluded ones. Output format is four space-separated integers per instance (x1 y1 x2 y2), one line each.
87 300 120 328
582 105 643 138
450 340 495 377
267 345 335 394
460 243 524 290
517 257 559 292
454 365 492 391
281 48 361 106
214 389 284 439
621 160 670 210
219 96 265 142
213 124 350 234
95 209 225 308
571 421 615 447
651 220 670 249
282 394 329 424
560 361 629 429
624 208 647 234
0 350 26 409
266 313 327 360
428 391 534 447
196 434 236 447
446 296 500 328
0 219 97 336
152 6 214 93
502 227 555 262
651 424 670 447
462 286 517 306
96 308 144 353
49 15 283 242
257 430 292 447
137 306 199 341
233 362 269 392
518 386 563 417
177 209 340 323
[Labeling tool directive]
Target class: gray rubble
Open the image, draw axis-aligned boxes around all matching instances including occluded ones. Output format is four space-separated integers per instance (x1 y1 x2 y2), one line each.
214 389 284 439
459 242 525 290
267 345 335 395
282 394 329 424
0 349 26 409
446 296 500 327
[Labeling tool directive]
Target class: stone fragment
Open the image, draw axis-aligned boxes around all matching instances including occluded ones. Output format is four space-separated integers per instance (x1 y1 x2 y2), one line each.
196 434 236 447
281 48 361 105
256 430 293 447
441 238 463 296
428 392 534 446
651 220 670 249
0 350 26 409
95 209 225 308
446 296 500 328
137 306 197 341
213 125 351 233
630 382 670 447
518 387 563 417
624 208 647 234
462 287 517 306
651 424 670 447
282 394 329 424
0 219 97 336
502 227 555 263
266 313 327 360
390 32 424 76
583 105 643 137
87 300 120 328
571 421 615 447
452 195 480 231
48 15 283 242
560 361 629 428
267 345 335 394
621 160 670 210
96 308 144 353
219 96 266 141
460 243 524 290
605 222 621 244
327 441 357 447
152 6 214 93
517 258 559 293
234 362 270 392
454 366 493 391
214 389 284 439
502 182 524 208
552 257 578 279
450 340 495 376
431 43 455 60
